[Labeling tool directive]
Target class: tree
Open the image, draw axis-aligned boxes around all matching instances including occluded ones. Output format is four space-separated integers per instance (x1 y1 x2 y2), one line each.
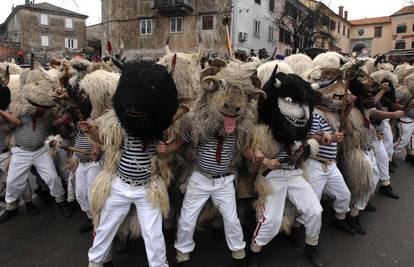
276 0 337 53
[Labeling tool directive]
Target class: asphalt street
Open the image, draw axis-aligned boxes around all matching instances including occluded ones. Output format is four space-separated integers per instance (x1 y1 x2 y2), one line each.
0 159 413 267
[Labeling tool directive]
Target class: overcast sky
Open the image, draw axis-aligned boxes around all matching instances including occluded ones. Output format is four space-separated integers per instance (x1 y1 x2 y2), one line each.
0 0 412 26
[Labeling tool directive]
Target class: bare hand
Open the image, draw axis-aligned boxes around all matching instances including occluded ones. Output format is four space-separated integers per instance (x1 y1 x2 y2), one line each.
333 132 344 143
157 141 170 155
262 158 281 170
77 121 91 133
90 143 101 161
252 149 265 164
394 110 405 118
322 132 333 145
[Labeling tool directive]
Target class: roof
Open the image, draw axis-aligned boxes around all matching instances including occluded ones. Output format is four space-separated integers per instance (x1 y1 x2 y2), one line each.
349 16 391 26
1 2 88 26
391 5 414 17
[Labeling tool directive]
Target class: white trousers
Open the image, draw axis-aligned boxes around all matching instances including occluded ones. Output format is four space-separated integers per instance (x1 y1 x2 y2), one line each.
382 119 394 159
306 159 351 215
88 177 168 267
252 169 322 247
175 171 245 255
75 161 102 214
0 152 8 194
373 140 391 182
5 146 65 206
394 119 414 155
354 150 380 210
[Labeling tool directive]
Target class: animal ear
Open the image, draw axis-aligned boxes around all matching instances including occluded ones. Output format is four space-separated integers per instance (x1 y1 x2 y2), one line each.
2 66 10 87
201 76 222 92
200 66 221 80
250 70 261 89
210 58 227 68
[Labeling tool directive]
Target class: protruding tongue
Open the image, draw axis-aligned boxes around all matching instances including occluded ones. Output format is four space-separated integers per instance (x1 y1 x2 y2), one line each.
224 116 236 134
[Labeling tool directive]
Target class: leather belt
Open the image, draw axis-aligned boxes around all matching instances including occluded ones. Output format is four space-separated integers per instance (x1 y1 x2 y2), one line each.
15 144 43 152
119 175 151 187
210 172 233 179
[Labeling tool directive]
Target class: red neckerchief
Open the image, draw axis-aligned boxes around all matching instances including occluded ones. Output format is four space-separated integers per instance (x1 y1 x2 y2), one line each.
215 135 224 165
31 110 44 131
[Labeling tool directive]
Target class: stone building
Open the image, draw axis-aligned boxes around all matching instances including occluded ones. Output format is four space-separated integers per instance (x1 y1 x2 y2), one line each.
0 0 88 60
349 5 414 60
89 0 285 59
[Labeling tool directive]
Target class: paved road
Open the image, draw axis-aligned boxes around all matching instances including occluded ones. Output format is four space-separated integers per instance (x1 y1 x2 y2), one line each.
1 160 413 267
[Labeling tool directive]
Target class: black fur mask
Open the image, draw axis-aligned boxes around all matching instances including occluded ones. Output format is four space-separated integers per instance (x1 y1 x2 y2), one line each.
349 78 375 110
0 66 11 111
113 61 178 141
259 68 315 145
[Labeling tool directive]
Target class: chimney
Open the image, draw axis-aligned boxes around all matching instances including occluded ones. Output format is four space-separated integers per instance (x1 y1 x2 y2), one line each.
344 11 348 20
338 6 344 18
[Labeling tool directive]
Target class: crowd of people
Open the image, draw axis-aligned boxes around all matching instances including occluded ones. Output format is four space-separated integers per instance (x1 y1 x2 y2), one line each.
0 48 413 267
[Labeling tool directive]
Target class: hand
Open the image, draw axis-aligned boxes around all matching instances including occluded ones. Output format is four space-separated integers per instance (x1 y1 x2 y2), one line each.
262 158 281 170
90 143 101 161
157 141 170 155
252 149 265 164
381 82 390 92
394 110 405 118
333 132 344 143
322 132 333 145
77 121 91 133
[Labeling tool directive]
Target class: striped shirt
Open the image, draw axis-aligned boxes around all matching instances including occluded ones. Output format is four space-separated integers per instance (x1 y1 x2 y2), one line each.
308 113 337 160
182 132 236 175
14 114 50 151
74 132 92 162
116 134 156 183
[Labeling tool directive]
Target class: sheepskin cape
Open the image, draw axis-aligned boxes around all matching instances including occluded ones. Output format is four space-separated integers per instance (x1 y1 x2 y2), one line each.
90 109 172 239
338 107 376 206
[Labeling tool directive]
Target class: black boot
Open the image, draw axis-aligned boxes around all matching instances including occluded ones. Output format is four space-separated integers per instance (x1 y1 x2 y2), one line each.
304 244 324 267
25 202 40 215
233 257 247 267
347 214 366 235
247 250 261 267
287 226 302 249
365 202 377 212
176 260 190 267
57 201 72 217
79 219 94 233
0 209 18 223
405 154 414 163
333 217 356 235
379 185 399 199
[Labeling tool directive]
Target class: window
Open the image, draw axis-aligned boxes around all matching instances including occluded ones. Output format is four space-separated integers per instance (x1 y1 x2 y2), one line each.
347 28 350 38
358 28 364 36
202 15 214 30
337 22 341 33
412 24 414 32
170 17 183 33
374 26 383 38
254 20 261 37
269 0 274 11
279 27 291 45
268 26 274 42
412 41 414 49
343 25 346 36
40 14 48 26
255 0 261 4
330 21 336 31
41 35 49 47
65 18 73 29
397 24 407 33
395 41 406 50
65 38 78 49
322 16 330 27
140 19 152 35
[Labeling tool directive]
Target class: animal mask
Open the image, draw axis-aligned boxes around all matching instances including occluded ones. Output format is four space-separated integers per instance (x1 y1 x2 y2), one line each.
0 66 11 110
112 61 178 141
259 66 316 145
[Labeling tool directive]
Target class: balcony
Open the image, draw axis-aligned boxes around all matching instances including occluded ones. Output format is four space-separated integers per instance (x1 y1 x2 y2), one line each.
153 0 193 15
